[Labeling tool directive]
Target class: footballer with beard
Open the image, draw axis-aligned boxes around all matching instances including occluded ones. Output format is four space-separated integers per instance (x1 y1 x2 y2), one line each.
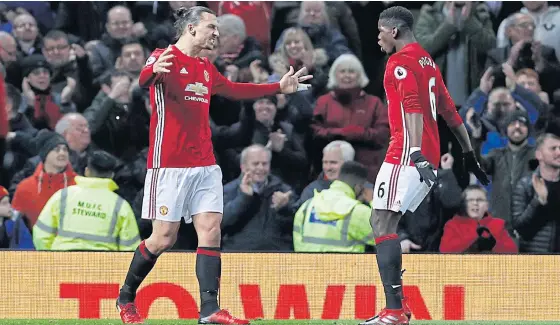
115 6 312 325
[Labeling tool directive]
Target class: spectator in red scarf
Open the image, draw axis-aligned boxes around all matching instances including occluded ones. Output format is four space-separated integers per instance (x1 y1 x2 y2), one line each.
440 185 518 253
213 14 265 83
19 54 76 130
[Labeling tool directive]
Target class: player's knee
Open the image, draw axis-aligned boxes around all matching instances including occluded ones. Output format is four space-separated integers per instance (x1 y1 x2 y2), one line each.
193 212 222 246
370 214 384 238
370 210 398 238
197 223 221 246
146 233 177 254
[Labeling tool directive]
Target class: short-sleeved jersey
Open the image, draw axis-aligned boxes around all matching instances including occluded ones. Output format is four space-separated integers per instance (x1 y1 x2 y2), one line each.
139 45 279 169
383 43 463 167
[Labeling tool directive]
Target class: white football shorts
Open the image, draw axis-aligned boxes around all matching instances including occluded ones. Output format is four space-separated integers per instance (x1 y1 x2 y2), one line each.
142 165 223 223
372 162 436 213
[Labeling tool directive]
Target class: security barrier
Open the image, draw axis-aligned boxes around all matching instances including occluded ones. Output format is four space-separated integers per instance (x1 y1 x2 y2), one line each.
0 252 559 320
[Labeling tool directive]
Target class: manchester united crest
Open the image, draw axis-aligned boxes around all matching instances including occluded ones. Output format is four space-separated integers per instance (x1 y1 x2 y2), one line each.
159 205 168 216
204 70 210 82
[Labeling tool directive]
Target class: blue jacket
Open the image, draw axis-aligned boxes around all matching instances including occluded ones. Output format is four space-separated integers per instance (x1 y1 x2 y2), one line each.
3 214 34 250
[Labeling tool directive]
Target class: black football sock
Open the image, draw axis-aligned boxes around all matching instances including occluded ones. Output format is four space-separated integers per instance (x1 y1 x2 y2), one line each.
375 234 403 310
119 241 159 304
400 269 406 300
196 247 221 317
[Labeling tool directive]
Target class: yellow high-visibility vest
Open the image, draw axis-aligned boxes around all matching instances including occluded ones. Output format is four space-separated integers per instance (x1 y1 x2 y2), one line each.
33 176 141 251
293 181 375 253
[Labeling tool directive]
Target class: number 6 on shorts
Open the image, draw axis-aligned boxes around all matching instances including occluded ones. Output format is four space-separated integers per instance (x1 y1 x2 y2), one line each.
372 162 436 213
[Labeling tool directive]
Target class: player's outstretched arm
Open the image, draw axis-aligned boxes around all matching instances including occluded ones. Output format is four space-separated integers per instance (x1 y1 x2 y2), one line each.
212 64 313 100
138 47 174 88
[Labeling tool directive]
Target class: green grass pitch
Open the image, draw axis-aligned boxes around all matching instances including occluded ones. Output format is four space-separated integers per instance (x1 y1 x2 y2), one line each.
2 321 559 325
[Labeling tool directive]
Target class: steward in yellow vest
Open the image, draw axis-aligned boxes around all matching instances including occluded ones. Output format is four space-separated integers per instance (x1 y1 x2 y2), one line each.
293 161 375 252
33 151 141 251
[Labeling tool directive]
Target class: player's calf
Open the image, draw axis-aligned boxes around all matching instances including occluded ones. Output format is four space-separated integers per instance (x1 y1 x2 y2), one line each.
194 212 223 317
118 221 179 304
371 210 403 310
118 240 159 304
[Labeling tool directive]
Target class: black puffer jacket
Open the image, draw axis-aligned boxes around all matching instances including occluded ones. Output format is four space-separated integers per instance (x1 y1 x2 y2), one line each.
222 174 296 252
477 142 535 230
511 168 560 253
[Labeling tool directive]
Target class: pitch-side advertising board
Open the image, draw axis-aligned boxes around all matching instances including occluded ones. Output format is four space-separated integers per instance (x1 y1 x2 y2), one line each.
1 252 558 321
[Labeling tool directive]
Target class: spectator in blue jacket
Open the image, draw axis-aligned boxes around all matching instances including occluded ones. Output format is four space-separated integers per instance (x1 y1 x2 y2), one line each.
0 186 34 249
460 63 547 155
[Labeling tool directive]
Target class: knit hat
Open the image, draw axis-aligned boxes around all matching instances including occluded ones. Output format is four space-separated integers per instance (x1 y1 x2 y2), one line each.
0 186 8 201
88 150 118 173
20 54 52 77
35 130 69 162
501 110 531 136
504 110 530 128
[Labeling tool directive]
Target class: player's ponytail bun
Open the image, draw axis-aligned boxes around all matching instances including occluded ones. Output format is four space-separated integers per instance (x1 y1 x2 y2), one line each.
173 6 217 40
173 7 189 20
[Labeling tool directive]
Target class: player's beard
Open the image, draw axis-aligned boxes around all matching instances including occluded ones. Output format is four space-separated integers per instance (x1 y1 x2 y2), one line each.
385 45 397 55
381 45 396 56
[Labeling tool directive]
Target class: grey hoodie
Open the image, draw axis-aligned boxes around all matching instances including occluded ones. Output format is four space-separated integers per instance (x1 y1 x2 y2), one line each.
497 6 560 61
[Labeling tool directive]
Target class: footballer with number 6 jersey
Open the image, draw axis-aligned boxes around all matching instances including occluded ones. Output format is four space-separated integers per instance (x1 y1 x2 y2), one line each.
360 6 490 325
115 6 313 325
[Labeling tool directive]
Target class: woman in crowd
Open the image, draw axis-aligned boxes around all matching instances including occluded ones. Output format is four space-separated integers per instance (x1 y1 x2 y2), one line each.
311 53 389 182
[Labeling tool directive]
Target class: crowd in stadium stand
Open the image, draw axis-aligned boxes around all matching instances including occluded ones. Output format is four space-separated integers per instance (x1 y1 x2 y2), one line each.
1 1 560 253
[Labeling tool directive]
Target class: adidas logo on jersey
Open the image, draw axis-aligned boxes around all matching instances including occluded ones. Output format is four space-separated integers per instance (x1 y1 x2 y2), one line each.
180 67 188 74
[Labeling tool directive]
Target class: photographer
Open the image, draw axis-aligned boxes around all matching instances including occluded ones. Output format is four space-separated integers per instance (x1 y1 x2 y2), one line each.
440 185 518 253
486 13 560 97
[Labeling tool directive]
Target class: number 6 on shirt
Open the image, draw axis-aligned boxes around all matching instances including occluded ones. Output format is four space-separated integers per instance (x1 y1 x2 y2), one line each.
428 77 437 121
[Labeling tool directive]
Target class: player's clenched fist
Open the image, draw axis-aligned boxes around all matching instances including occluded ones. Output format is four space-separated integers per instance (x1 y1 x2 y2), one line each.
153 47 175 74
410 150 437 187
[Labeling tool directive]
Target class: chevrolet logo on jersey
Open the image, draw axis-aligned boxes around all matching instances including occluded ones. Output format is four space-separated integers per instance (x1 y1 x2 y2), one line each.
185 82 209 96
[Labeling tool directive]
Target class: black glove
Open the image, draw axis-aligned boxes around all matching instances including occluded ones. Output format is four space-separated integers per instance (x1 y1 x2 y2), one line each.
410 151 437 186
463 151 490 185
476 226 496 252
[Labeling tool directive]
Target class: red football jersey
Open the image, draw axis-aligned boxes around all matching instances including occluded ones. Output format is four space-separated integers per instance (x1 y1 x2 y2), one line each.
383 43 463 167
139 45 280 169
